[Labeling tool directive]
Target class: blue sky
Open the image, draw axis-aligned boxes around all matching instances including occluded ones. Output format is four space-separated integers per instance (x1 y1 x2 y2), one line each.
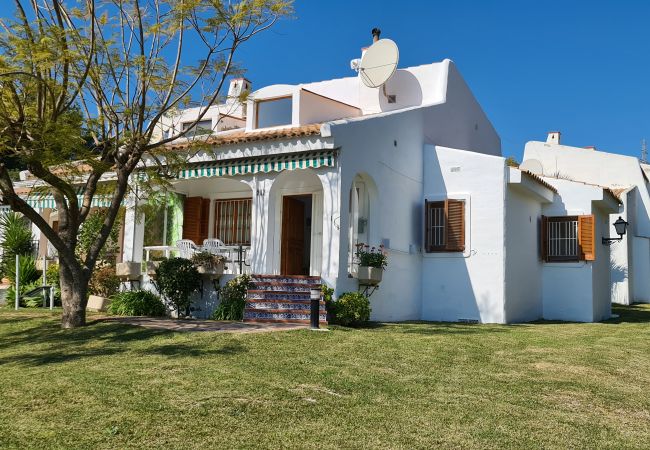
233 0 650 161
3 1 648 162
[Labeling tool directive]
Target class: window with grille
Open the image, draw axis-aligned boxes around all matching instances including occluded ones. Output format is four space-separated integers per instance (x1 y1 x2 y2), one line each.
541 215 595 262
545 216 578 261
424 199 465 253
214 198 252 245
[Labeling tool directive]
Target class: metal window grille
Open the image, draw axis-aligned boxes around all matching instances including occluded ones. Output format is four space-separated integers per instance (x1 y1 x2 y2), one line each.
214 199 251 245
427 205 445 248
547 217 578 260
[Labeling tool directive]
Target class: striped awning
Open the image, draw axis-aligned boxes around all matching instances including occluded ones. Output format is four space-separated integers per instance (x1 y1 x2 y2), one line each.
176 150 336 180
22 151 336 209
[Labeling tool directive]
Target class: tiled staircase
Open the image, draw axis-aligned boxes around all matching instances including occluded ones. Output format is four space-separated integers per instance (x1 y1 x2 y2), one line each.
243 275 327 324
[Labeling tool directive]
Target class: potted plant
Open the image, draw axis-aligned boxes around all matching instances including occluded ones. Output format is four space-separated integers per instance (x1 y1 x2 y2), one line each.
355 243 388 286
87 264 120 312
191 251 226 278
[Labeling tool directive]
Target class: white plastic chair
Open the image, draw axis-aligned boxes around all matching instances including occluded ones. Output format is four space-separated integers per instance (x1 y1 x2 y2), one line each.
176 239 199 259
202 238 226 256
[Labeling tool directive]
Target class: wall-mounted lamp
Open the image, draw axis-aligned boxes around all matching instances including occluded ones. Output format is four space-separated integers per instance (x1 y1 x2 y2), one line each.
602 216 629 246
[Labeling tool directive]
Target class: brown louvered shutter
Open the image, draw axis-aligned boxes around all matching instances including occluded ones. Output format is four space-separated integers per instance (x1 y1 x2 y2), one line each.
424 200 432 252
199 198 211 243
540 215 548 262
182 196 203 244
578 215 596 261
445 199 465 252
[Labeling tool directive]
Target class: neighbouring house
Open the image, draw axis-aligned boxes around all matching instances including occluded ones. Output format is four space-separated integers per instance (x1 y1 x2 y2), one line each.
6 34 629 323
521 132 648 306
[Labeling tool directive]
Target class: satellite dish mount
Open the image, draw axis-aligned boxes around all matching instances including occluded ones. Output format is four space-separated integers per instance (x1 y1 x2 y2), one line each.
359 28 399 92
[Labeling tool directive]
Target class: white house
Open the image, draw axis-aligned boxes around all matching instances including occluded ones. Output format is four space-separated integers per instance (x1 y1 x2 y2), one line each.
521 133 647 306
10 34 625 324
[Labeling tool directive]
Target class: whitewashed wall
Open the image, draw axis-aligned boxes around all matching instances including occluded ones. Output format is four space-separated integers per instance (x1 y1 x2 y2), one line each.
332 109 425 321
539 178 613 322
504 187 544 322
421 146 506 323
523 141 649 304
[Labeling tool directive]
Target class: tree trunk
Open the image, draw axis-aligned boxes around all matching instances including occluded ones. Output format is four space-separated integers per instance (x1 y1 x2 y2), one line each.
59 259 89 328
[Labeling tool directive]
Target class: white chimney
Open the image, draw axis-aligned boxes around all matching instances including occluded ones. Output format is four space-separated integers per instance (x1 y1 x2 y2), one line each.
228 78 251 99
546 131 561 145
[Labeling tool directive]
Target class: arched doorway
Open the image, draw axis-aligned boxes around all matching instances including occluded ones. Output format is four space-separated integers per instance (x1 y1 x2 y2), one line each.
268 169 324 276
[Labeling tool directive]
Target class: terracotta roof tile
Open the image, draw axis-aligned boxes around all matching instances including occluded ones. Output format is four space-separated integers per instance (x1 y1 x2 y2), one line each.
521 170 558 193
167 124 323 150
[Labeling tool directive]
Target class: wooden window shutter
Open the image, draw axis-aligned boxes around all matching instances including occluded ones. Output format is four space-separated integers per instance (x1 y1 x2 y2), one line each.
540 215 548 262
445 199 465 252
182 196 203 244
199 198 211 243
578 215 596 261
424 200 432 252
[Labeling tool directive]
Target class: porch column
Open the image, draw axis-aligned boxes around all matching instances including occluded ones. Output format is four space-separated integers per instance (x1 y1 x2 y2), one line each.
317 168 341 281
247 175 275 274
122 196 145 263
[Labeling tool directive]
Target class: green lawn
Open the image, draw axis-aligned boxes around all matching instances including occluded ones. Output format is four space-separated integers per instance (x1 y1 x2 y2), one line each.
1 306 650 449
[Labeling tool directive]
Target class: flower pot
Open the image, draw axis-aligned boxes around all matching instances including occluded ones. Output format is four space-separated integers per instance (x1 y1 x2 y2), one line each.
146 261 160 278
357 266 383 285
196 261 225 279
116 261 141 281
87 294 111 312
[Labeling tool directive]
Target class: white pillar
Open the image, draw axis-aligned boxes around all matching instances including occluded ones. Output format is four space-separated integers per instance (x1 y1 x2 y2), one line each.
247 175 275 274
122 197 145 263
317 168 341 280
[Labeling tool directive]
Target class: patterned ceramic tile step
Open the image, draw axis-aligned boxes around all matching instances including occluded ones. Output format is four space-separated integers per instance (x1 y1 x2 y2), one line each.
246 299 325 306
245 307 322 315
244 274 326 324
247 292 312 301
248 285 315 293
243 310 327 322
250 275 321 285
245 302 326 311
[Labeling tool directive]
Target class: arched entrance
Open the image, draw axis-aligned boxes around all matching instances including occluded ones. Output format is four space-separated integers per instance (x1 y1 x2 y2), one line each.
268 169 324 276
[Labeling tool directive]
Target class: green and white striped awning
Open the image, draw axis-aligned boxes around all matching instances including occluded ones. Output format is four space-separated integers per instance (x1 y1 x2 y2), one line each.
176 151 336 180
23 151 336 209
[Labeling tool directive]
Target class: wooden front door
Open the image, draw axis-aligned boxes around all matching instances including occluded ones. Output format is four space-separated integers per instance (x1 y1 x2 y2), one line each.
281 196 307 275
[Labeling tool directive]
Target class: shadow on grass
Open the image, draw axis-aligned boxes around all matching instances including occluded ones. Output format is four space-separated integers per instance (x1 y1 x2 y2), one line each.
608 304 650 324
0 313 247 367
143 341 247 357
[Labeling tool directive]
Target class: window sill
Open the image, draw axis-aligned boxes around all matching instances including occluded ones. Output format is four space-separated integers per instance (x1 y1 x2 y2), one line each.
543 261 588 268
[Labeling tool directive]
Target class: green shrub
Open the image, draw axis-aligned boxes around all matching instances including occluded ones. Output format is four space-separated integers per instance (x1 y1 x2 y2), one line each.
331 292 371 327
76 210 121 263
0 212 34 278
154 257 201 317
89 264 121 298
211 274 251 321
109 290 166 317
45 262 61 306
5 255 43 308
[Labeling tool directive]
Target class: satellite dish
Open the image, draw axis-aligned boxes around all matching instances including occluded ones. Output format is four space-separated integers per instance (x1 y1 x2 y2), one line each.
359 39 399 88
520 159 544 176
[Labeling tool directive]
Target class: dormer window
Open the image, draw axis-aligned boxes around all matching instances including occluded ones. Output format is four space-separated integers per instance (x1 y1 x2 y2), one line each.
255 96 292 129
182 119 213 136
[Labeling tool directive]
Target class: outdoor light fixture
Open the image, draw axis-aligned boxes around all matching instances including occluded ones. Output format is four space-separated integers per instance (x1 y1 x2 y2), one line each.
602 216 629 245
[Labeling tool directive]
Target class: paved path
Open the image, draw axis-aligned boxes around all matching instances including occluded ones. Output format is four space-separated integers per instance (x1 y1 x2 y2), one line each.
100 316 310 333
